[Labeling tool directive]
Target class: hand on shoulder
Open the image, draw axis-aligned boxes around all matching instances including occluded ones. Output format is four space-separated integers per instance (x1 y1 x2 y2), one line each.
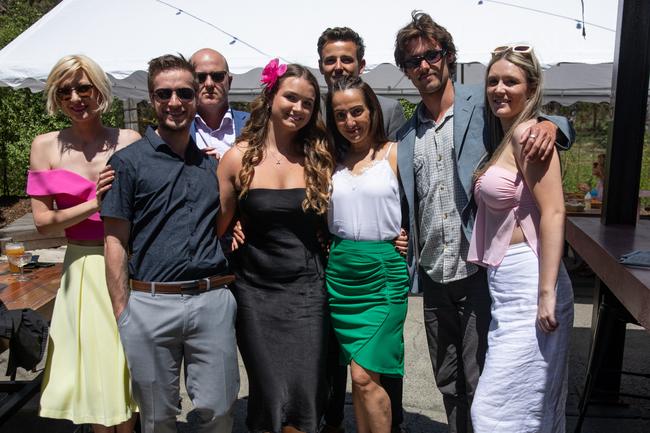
510 119 539 163
218 141 247 179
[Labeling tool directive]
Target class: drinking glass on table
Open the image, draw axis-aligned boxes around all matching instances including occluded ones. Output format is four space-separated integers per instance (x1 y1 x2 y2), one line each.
8 251 32 282
5 242 25 274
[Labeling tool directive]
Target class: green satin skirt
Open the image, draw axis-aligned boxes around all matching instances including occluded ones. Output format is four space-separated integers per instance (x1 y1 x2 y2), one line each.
326 236 410 377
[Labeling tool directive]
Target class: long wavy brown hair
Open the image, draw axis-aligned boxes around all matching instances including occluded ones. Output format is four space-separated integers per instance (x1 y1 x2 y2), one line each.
236 64 334 215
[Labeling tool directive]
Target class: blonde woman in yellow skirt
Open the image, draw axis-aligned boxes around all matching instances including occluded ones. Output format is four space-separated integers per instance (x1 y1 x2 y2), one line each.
26 55 139 433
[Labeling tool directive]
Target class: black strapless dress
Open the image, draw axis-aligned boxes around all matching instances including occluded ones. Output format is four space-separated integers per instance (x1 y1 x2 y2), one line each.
231 188 328 433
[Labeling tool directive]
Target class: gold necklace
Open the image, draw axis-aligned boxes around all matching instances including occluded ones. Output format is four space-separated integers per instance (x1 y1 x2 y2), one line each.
268 148 284 165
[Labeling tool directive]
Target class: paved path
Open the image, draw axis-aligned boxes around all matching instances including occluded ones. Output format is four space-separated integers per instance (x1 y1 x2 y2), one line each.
1 284 649 432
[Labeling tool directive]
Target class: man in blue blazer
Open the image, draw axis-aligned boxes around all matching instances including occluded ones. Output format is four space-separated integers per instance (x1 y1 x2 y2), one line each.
190 48 250 159
394 12 574 433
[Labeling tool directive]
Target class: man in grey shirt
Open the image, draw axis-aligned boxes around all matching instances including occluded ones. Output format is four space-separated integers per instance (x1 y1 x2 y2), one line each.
394 11 574 433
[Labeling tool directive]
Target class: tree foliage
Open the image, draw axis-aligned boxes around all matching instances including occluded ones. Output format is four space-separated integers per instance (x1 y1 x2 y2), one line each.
0 0 123 196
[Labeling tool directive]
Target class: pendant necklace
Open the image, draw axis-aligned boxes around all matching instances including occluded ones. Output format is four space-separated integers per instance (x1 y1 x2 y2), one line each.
268 149 283 165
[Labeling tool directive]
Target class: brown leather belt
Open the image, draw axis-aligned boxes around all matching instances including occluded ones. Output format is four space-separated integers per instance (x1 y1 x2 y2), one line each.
129 274 235 294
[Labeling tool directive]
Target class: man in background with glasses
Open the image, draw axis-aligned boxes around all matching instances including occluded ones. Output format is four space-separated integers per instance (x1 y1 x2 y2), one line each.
393 11 574 433
102 54 239 433
316 26 408 433
190 48 250 159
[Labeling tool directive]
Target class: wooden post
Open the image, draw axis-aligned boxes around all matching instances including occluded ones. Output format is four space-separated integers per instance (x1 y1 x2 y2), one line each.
123 98 139 133
602 0 650 225
586 0 650 406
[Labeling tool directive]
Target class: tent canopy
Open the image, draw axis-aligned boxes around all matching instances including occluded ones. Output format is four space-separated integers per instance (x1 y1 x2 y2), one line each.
0 0 618 105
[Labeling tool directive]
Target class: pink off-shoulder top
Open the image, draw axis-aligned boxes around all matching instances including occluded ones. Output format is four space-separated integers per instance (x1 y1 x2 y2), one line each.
468 165 540 267
26 169 103 241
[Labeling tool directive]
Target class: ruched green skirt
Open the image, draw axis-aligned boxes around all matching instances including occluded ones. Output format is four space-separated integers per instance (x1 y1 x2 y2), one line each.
326 237 409 377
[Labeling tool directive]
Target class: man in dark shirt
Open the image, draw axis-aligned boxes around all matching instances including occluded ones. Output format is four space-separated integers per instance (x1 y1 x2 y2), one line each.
102 54 238 433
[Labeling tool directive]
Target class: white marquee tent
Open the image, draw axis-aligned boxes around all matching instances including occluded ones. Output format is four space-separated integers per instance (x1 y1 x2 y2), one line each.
0 0 619 105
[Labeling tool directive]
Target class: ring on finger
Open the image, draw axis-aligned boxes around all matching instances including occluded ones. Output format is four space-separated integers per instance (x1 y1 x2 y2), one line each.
529 134 537 139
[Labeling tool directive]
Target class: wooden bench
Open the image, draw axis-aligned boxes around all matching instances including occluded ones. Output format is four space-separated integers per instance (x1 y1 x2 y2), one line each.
0 262 61 425
566 217 650 432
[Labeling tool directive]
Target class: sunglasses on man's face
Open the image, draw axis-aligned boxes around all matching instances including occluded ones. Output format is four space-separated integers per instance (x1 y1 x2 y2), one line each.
56 84 94 100
492 44 533 55
197 71 227 84
403 49 447 70
152 87 196 102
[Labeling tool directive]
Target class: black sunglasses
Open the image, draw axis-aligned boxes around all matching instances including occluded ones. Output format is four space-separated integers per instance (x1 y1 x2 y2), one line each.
197 71 227 84
152 87 196 102
403 49 447 70
56 84 94 100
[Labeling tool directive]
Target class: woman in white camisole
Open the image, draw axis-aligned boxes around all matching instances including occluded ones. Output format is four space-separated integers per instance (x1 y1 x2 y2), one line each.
325 76 410 433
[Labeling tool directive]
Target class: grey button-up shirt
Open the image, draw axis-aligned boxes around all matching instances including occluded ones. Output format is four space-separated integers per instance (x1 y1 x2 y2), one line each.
414 104 478 284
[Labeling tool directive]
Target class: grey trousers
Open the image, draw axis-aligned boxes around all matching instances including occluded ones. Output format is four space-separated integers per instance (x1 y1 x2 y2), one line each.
117 287 239 433
420 268 491 433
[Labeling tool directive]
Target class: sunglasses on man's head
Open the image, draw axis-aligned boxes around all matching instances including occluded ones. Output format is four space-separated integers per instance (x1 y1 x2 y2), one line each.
152 87 196 102
197 71 227 84
403 49 447 70
56 84 94 100
492 45 533 55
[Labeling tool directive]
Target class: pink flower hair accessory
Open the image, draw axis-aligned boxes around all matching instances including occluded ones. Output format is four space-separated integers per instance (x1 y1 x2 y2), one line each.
261 58 287 90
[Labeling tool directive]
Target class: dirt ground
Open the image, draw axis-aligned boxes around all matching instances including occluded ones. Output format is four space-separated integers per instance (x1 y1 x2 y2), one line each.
0 196 31 228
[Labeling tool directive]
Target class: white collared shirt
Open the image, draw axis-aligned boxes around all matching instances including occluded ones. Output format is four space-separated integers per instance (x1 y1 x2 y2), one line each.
192 109 236 156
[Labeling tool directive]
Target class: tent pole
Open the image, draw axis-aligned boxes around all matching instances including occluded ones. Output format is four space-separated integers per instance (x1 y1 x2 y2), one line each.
123 98 139 133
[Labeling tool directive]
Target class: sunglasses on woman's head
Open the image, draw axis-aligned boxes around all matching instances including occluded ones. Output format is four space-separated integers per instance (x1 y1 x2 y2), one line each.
197 71 227 84
56 84 94 100
152 88 196 102
491 45 533 55
403 49 447 70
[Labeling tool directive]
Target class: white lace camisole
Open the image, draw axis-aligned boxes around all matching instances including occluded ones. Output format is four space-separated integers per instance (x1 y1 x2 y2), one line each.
327 143 402 241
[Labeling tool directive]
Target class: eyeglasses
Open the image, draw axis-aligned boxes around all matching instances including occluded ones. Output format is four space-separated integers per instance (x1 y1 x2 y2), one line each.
403 49 447 69
152 87 196 102
197 71 227 84
56 84 94 100
491 44 533 55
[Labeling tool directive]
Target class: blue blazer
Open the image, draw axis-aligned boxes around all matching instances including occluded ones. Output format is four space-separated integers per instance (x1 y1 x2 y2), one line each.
396 84 575 284
232 109 250 137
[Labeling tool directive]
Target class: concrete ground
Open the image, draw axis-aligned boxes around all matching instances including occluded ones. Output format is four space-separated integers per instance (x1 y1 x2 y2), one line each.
0 258 648 433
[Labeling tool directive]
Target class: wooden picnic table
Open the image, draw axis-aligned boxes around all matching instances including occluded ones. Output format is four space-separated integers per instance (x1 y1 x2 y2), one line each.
0 262 62 320
566 217 650 330
566 216 650 430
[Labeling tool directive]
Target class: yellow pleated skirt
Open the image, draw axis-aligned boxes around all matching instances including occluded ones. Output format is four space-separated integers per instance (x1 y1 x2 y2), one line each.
39 244 137 426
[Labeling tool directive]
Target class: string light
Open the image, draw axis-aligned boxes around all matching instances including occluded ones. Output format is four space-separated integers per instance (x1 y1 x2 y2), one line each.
476 0 613 35
157 0 290 62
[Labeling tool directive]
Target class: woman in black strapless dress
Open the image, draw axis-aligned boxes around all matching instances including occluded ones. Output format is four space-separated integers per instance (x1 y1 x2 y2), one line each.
217 61 334 433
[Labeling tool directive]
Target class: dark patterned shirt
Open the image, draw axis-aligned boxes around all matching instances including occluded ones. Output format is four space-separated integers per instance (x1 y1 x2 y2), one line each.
101 126 228 282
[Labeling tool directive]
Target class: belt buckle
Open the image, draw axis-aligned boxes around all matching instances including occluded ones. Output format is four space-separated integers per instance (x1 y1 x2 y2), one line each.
178 281 200 292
